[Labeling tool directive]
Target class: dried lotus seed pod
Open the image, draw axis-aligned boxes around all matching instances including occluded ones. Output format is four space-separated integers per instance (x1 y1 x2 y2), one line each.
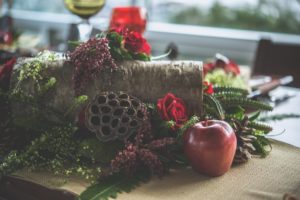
84 91 148 142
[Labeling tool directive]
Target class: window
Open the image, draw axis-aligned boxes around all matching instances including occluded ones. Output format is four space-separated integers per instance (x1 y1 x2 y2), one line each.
149 0 300 35
3 0 300 65
8 0 300 35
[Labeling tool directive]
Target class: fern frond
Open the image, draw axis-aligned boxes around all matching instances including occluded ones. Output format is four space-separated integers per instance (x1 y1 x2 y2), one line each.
219 97 273 111
78 172 150 200
203 94 225 120
213 86 248 96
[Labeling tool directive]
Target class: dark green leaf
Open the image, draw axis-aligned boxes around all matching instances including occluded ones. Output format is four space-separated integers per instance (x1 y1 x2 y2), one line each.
225 106 245 120
203 94 225 120
248 111 261 121
133 53 151 61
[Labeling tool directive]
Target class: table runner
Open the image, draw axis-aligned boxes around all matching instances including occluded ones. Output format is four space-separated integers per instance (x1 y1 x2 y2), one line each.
12 140 300 200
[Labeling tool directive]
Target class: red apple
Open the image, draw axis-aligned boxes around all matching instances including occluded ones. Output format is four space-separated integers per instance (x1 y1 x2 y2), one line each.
183 120 237 177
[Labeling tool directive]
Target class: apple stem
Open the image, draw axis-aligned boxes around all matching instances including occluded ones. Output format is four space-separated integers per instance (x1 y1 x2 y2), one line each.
205 120 208 127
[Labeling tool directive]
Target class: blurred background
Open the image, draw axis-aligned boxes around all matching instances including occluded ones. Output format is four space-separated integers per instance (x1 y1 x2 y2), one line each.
1 0 300 66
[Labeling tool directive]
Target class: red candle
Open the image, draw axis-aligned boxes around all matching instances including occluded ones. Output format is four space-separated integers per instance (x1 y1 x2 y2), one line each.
109 6 147 34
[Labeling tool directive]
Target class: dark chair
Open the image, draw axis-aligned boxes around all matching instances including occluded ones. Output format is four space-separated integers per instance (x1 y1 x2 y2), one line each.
252 38 300 88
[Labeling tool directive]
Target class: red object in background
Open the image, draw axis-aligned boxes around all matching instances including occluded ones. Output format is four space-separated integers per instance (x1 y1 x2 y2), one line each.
0 57 16 91
0 31 13 45
203 54 241 76
109 7 147 34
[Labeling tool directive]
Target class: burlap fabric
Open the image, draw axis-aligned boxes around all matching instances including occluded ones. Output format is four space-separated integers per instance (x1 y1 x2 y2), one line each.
13 140 300 200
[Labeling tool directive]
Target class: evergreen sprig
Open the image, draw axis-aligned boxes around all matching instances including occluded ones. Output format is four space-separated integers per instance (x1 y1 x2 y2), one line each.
248 121 273 133
213 86 249 96
219 97 273 111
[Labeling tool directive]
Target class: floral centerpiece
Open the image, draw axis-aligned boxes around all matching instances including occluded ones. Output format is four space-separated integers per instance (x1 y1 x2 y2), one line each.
204 53 248 89
0 28 276 199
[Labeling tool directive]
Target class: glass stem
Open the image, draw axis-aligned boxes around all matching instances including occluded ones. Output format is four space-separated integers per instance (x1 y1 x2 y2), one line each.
77 19 93 42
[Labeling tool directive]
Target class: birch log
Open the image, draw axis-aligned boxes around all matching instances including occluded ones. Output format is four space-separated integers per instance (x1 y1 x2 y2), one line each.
11 59 203 118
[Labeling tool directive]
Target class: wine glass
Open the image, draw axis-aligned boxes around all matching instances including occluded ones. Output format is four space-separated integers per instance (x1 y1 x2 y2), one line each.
64 0 106 41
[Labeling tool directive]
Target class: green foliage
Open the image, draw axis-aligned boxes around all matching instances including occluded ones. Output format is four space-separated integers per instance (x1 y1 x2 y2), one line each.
0 151 22 179
203 93 225 120
132 53 151 61
78 171 150 200
177 115 200 138
248 111 261 121
14 51 59 92
0 125 104 182
0 52 107 182
147 104 174 138
20 125 80 170
204 69 248 89
170 1 300 35
252 136 272 157
106 32 151 62
64 95 88 117
79 139 123 164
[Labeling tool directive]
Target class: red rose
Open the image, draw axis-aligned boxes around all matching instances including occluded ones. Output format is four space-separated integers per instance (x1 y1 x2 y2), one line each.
0 57 16 91
215 57 240 76
203 62 215 76
204 54 240 76
124 31 151 55
223 60 240 75
110 26 129 36
203 81 214 95
157 93 188 129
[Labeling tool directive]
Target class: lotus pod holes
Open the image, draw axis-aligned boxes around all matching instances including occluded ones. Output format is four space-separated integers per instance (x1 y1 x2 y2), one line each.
84 92 148 141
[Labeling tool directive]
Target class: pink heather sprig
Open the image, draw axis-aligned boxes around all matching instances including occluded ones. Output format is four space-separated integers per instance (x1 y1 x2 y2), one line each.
111 143 138 175
146 137 176 151
134 120 153 145
68 38 117 95
111 121 176 176
138 148 165 176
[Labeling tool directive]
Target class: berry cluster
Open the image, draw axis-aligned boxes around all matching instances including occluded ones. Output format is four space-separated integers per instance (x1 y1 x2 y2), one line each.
111 122 176 176
68 38 117 95
111 143 138 175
